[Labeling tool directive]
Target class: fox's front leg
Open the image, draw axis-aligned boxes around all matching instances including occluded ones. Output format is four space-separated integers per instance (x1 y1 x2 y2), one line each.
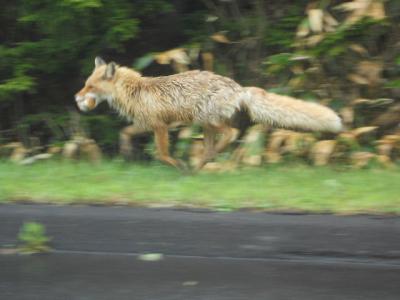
154 125 187 170
119 125 149 160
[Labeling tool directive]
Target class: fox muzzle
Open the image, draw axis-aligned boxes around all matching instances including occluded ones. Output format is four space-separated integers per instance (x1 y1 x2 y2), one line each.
75 93 98 111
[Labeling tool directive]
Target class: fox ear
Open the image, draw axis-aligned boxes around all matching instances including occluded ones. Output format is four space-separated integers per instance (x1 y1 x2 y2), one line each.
95 56 106 68
104 62 117 80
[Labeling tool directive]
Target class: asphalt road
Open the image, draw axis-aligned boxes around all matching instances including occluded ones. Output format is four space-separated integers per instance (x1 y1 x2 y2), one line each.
0 204 399 299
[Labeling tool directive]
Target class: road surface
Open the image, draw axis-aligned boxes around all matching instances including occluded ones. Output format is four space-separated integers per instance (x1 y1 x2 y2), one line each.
0 204 399 299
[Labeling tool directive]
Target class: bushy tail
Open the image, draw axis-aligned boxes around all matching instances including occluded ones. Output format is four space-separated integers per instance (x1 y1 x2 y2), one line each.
242 87 342 133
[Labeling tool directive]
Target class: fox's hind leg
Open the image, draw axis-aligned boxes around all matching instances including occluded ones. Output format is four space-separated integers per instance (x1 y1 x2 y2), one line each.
196 125 239 170
215 125 239 153
195 126 217 170
154 125 187 170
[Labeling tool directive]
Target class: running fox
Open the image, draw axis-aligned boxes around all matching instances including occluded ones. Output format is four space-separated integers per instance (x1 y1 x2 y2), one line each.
75 57 342 169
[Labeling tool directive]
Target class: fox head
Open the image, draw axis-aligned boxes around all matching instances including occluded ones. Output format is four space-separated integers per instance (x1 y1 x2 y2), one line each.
75 57 117 112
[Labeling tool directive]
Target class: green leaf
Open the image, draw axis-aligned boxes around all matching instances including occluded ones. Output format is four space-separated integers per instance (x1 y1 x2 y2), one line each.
328 45 346 57
18 222 52 254
265 53 293 66
265 53 294 73
63 0 103 9
385 79 400 89
104 19 139 49
0 74 36 100
133 53 155 70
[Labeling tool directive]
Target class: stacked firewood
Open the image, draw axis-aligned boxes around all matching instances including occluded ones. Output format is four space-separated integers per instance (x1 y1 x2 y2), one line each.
118 120 400 171
0 135 102 164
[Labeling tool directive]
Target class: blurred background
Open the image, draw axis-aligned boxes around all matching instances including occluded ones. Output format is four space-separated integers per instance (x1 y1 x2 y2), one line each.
1 0 400 167
0 0 400 210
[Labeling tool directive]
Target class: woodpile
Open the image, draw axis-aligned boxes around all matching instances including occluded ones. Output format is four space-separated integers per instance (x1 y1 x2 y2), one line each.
0 135 102 164
62 136 102 163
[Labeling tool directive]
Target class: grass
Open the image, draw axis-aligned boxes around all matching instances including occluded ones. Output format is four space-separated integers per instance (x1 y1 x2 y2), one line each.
0 160 399 214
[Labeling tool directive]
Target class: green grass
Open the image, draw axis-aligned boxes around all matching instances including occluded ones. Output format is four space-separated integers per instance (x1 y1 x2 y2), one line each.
0 160 399 214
